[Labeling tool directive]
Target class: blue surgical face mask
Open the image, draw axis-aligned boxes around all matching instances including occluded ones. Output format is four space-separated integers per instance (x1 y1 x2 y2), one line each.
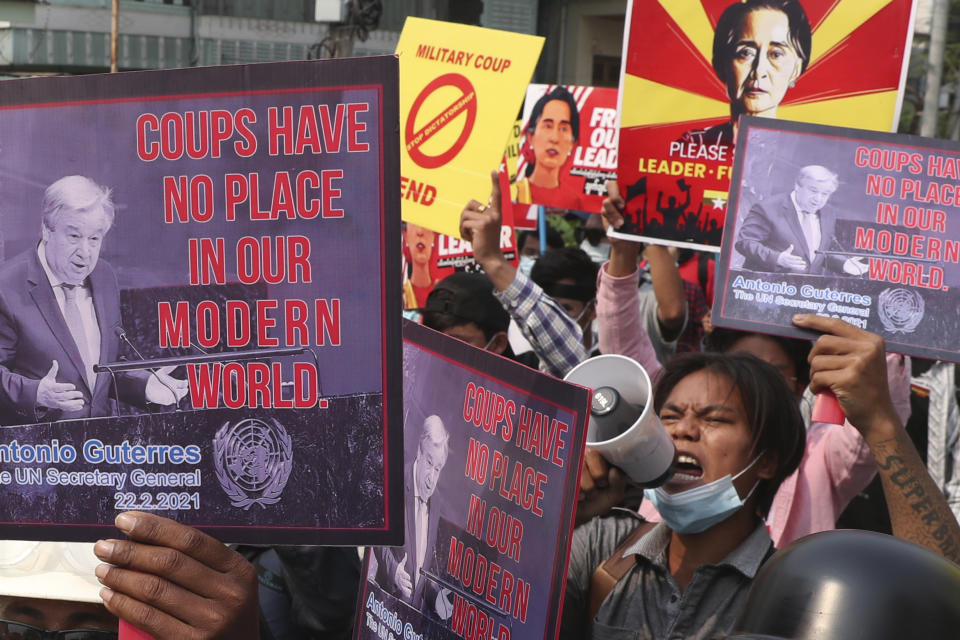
643 454 764 534
518 255 536 277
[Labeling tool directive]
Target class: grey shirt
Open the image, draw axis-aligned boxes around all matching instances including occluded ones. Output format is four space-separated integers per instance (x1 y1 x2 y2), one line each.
562 511 773 640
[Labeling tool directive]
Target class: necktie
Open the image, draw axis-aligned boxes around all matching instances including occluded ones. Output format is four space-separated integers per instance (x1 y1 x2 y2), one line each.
61 284 92 370
415 498 427 588
801 211 820 261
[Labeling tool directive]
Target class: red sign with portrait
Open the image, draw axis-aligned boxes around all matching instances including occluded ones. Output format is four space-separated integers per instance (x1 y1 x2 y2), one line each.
507 85 619 217
614 0 917 251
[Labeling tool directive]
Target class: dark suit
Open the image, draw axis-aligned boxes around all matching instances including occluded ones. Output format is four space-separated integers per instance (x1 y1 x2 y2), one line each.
735 193 846 275
0 249 147 426
375 464 442 612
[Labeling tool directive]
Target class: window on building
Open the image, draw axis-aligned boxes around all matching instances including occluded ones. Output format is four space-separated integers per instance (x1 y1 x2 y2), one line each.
592 55 621 88
195 0 315 20
446 0 483 25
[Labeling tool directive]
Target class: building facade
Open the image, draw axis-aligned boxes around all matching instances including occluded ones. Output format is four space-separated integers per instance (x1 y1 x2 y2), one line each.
0 0 619 87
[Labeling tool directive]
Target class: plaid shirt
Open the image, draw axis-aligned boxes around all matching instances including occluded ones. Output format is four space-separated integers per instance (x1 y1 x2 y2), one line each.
494 270 587 378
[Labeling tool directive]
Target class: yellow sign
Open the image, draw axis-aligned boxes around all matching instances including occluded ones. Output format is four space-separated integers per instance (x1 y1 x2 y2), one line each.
397 17 543 238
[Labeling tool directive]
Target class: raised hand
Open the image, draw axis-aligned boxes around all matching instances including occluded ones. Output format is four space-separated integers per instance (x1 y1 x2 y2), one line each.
795 314 960 563
459 171 504 266
795 314 895 433
602 181 644 277
459 170 515 291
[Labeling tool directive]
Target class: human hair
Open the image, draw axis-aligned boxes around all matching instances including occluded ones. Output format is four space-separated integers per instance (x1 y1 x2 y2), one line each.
530 247 598 302
420 272 510 341
420 415 450 457
41 175 115 232
523 86 580 178
518 228 564 253
524 86 580 142
712 0 812 83
654 352 806 517
704 327 811 389
795 165 839 192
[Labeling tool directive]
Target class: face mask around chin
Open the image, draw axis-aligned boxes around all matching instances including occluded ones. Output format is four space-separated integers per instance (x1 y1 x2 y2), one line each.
574 300 594 326
580 238 610 263
643 454 764 534
518 255 536 276
482 333 502 352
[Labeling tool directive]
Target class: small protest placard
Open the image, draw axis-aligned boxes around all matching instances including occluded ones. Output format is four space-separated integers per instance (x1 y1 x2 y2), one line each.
402 175 518 311
715 117 960 362
397 18 544 239
401 226 518 312
507 84 618 215
0 57 403 545
356 320 590 640
613 0 916 250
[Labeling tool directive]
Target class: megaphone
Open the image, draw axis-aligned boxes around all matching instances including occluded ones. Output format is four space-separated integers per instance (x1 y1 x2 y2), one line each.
564 354 674 486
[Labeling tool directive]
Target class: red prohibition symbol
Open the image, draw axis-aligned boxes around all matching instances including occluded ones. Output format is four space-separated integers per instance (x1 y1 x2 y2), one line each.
405 72 478 169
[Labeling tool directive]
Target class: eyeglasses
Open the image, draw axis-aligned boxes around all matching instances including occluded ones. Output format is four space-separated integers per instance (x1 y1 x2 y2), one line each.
0 620 118 640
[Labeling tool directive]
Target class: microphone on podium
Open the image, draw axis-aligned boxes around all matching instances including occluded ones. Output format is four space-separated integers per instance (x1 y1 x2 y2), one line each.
114 325 182 410
114 325 144 359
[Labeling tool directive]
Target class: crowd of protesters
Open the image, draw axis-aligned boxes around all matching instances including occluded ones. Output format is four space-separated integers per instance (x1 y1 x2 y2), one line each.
5 2 960 633
5 163 960 639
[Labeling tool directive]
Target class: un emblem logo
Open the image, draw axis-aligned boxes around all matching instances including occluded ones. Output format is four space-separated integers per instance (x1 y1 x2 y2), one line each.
213 418 293 510
877 288 924 335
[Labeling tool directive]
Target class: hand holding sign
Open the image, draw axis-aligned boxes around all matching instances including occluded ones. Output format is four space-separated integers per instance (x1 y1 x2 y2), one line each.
94 511 258 640
602 181 644 278
601 180 626 231
794 314 898 435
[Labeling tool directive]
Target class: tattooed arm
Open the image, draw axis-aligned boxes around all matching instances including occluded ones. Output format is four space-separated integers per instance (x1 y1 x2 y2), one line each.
869 424 960 562
795 314 960 564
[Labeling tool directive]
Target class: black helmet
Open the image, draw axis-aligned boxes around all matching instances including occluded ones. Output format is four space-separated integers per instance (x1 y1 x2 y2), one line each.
727 529 960 640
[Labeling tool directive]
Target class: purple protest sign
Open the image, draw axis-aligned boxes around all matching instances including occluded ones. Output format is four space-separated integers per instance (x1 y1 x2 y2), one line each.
0 58 403 545
355 321 590 640
715 117 960 362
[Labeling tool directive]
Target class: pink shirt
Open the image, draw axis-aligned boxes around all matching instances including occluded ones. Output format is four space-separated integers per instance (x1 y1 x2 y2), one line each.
596 263 911 547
